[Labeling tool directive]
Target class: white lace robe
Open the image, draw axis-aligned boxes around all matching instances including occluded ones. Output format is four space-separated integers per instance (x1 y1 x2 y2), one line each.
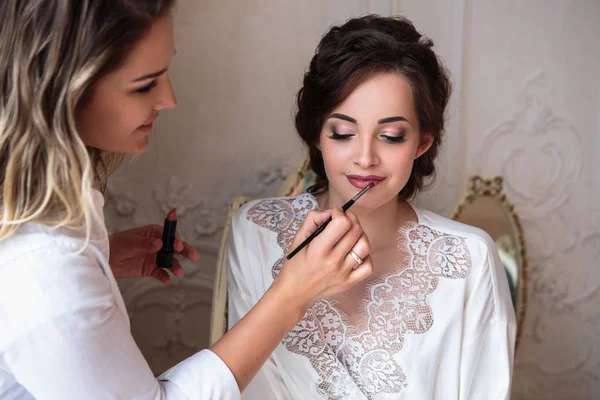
227 194 516 400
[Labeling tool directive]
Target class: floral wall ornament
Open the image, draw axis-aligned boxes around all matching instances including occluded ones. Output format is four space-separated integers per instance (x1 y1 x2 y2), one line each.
476 70 583 218
153 176 204 217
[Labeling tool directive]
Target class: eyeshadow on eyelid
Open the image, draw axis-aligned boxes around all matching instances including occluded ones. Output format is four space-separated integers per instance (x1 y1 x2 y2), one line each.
331 125 354 134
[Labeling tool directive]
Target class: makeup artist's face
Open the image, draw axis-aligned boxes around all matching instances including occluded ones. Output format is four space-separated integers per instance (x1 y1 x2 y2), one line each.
317 72 433 210
77 15 177 154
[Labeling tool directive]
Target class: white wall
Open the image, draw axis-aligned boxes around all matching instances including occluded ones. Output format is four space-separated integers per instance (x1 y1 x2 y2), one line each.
104 1 600 397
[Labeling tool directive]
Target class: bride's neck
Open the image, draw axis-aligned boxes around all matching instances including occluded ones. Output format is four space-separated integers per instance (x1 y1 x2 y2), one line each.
318 191 417 252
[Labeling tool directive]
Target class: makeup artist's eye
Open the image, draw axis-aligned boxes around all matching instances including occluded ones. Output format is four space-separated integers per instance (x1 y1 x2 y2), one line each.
135 80 158 94
381 134 406 144
328 132 354 140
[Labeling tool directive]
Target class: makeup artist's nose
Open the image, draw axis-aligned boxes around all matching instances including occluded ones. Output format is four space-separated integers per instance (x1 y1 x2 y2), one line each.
155 75 177 110
353 139 379 169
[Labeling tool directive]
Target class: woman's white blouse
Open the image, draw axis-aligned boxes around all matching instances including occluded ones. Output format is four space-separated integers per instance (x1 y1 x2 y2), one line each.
227 194 516 400
0 190 240 400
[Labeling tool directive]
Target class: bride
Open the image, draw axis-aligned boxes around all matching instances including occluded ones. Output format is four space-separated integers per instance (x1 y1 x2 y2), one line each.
226 15 515 399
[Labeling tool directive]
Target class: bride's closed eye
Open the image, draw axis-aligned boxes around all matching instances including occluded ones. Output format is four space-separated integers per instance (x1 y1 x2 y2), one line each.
380 134 407 143
328 131 354 140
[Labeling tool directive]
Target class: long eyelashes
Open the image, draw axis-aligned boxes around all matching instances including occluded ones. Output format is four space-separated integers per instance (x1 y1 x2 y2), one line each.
135 80 158 94
328 132 353 140
328 131 407 144
381 135 406 143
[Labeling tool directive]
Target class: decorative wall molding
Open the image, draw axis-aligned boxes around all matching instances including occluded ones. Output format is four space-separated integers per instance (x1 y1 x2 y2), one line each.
475 70 597 397
477 71 583 217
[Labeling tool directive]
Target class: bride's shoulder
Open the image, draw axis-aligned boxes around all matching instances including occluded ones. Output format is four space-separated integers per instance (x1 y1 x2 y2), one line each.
412 207 495 250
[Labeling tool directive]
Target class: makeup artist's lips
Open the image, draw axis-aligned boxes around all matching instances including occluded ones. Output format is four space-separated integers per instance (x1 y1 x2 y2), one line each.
346 175 385 189
137 122 153 133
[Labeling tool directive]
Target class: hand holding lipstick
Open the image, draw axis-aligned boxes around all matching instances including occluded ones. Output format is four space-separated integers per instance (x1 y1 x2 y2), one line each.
108 209 199 284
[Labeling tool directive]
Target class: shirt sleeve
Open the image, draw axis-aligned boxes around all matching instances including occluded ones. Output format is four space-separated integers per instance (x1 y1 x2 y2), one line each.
0 245 240 400
458 239 517 399
458 319 516 399
226 210 293 399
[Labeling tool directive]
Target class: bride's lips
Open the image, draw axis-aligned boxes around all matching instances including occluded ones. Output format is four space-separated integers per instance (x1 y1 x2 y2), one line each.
346 175 385 189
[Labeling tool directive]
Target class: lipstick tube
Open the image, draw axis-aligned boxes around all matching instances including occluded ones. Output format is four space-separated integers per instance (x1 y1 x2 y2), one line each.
157 208 177 268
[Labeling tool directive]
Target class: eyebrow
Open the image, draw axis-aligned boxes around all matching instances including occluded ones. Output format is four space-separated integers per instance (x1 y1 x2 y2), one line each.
328 113 357 124
133 68 167 82
327 113 409 125
377 116 408 124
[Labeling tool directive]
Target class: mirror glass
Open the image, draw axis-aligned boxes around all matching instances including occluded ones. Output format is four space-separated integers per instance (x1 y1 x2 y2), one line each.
453 195 521 307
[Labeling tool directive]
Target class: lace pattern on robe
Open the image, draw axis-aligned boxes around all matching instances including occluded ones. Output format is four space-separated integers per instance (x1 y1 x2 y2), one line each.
246 194 472 399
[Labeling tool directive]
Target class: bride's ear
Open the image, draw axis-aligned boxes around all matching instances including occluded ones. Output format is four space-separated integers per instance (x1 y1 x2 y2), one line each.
415 133 434 159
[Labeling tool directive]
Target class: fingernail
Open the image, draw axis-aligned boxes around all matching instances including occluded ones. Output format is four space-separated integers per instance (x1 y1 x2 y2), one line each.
152 239 162 247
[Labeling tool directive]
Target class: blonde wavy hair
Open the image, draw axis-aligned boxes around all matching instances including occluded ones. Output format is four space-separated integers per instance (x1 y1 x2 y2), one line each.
0 0 175 244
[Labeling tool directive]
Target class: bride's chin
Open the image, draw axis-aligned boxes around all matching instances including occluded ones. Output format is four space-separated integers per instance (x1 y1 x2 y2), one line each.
367 195 402 210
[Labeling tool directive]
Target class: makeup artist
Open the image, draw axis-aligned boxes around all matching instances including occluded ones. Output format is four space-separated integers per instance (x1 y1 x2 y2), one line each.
0 1 374 399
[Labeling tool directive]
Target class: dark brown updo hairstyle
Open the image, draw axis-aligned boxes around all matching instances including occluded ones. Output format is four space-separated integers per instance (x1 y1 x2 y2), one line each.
294 15 451 199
